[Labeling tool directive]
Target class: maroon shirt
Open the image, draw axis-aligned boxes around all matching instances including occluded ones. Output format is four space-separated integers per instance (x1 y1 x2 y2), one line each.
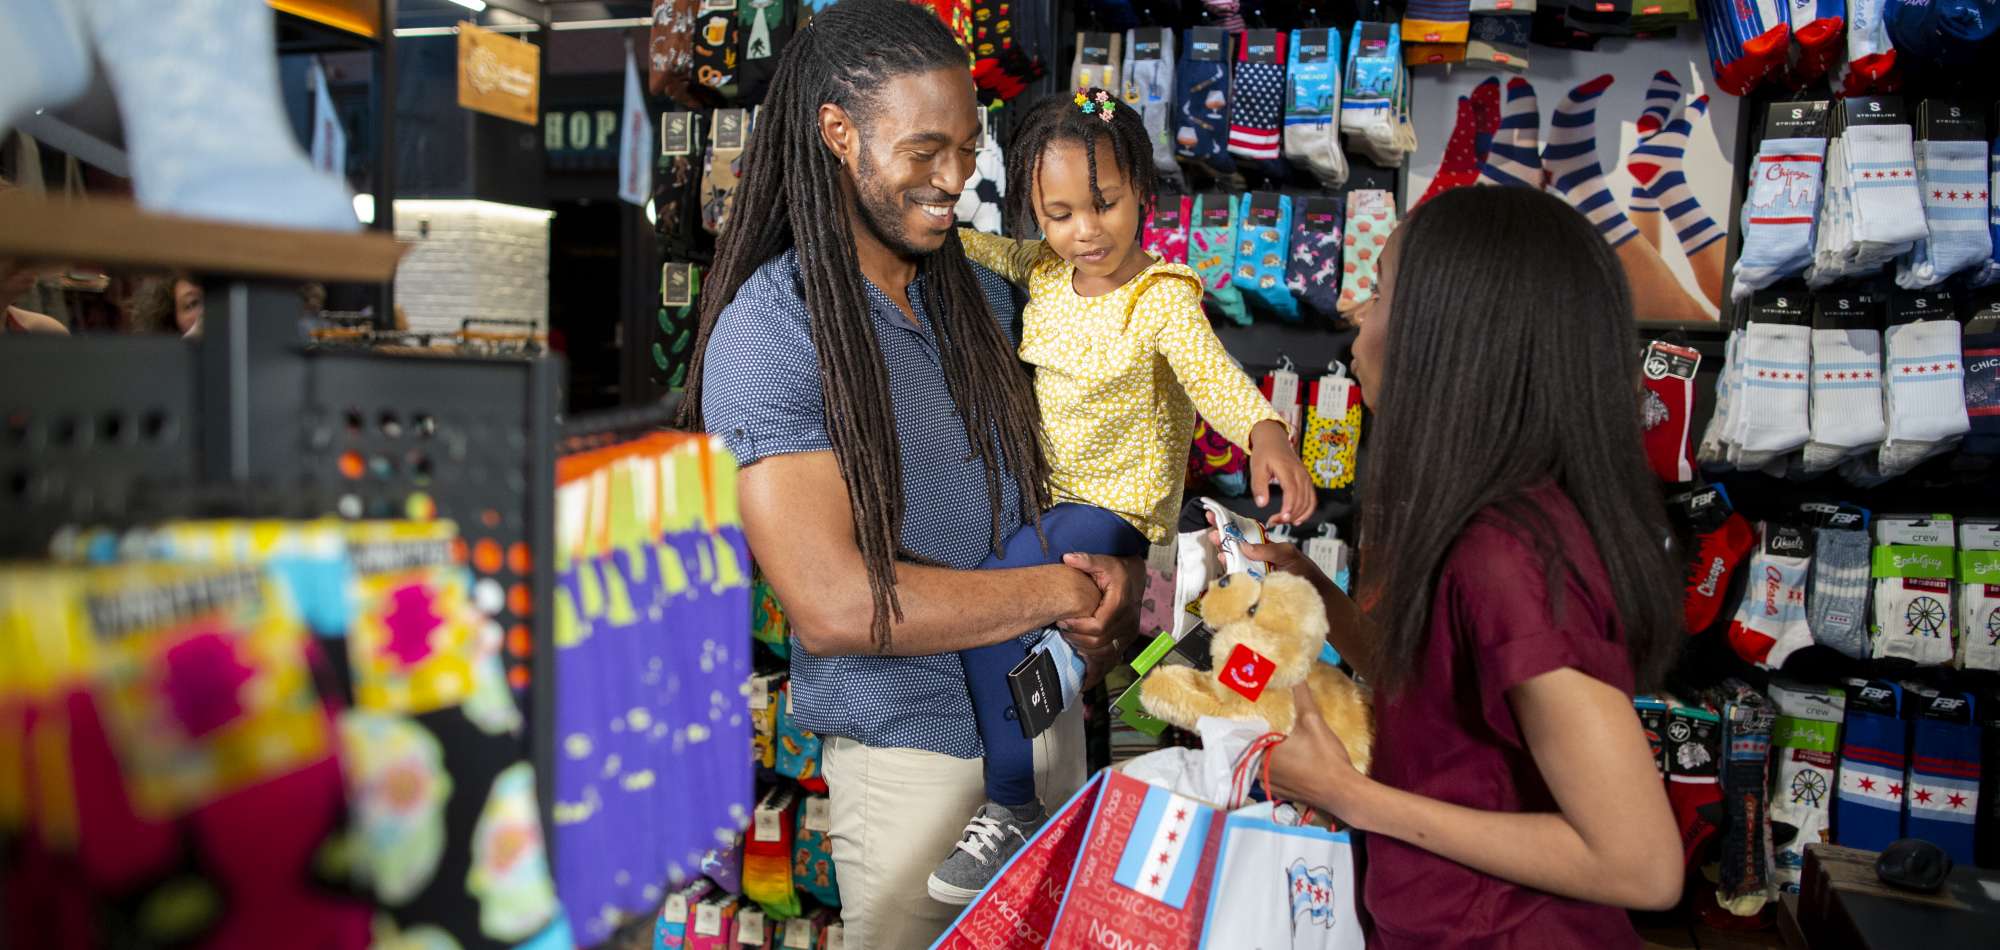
1365 482 1640 949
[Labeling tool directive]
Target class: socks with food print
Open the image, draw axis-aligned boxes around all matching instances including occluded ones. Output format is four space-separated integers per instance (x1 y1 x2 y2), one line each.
1339 189 1397 314
1144 194 1191 265
1190 192 1247 324
1174 29 1235 175
1234 192 1296 321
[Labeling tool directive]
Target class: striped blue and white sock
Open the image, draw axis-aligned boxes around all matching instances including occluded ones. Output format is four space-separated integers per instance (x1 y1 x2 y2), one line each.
1543 74 1639 246
1896 138 1993 288
1475 76 1541 189
1636 69 1681 138
1629 96 1727 255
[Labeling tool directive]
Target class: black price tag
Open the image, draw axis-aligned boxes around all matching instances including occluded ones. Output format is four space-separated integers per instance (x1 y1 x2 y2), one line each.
1763 99 1830 139
1921 99 1986 141
1765 522 1810 558
1296 28 1332 64
662 262 694 307
1300 195 1340 233
1920 691 1974 725
1173 622 1216 670
1248 191 1281 226
1844 95 1908 128
1188 27 1227 62
660 112 695 157
1643 340 1701 382
1813 289 1879 331
1796 501 1869 532
1890 288 1954 326
1133 27 1166 61
1199 193 1233 226
1846 679 1900 717
1080 31 1113 66
1150 200 1183 232
1666 707 1721 779
1006 648 1062 739
1360 21 1393 55
1749 288 1811 326
713 108 749 151
1243 29 1280 65
1670 484 1731 534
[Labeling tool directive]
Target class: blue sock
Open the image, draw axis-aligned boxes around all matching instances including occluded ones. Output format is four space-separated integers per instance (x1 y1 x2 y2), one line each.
1905 693 1980 864
1234 193 1298 321
1836 682 1908 852
1174 31 1235 173
1191 193 1248 325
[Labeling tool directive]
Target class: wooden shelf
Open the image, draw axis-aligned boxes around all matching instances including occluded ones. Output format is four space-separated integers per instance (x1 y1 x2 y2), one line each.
0 194 406 284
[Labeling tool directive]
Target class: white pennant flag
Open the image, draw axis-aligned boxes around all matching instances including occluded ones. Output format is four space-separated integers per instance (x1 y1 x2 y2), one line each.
309 58 347 177
618 45 655 207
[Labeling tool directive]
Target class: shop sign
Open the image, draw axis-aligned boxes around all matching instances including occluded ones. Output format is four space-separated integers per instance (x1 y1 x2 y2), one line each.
458 21 540 126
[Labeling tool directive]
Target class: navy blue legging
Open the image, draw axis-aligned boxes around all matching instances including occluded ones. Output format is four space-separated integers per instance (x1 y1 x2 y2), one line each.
962 503 1150 807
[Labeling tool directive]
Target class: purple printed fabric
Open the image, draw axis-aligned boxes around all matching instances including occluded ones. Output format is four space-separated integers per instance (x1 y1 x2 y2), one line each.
1287 205 1344 322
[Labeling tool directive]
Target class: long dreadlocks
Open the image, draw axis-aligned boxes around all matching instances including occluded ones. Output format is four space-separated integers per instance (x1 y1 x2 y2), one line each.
675 0 1052 653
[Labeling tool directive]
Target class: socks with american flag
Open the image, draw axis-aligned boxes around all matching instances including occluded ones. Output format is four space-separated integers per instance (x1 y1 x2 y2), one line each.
1542 74 1639 246
1906 691 1980 863
1227 31 1286 163
1836 681 1907 852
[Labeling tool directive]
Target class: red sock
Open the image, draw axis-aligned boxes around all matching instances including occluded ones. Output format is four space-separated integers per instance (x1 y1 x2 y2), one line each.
1793 17 1845 81
1469 78 1501 168
1641 341 1700 484
1666 705 1725 869
1684 513 1754 635
1419 97 1484 206
1842 51 1899 96
1741 23 1791 85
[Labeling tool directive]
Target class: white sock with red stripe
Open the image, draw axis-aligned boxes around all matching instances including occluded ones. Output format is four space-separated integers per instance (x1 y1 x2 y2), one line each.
1731 136 1826 301
1727 523 1813 668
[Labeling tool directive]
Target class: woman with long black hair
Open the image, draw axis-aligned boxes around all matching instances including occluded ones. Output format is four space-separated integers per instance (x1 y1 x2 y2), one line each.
1251 186 1686 947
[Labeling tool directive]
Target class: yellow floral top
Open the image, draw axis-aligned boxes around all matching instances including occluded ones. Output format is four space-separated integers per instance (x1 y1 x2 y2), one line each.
960 229 1283 542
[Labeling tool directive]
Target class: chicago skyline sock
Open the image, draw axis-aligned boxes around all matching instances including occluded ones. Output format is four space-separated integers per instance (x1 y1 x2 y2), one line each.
1227 30 1286 163
1420 97 1485 205
1732 136 1827 300
1906 693 1981 863
1726 523 1812 668
1803 325 1886 471
1542 74 1640 246
1808 527 1873 659
1283 26 1347 187
1635 69 1681 138
1837 682 1909 851
1628 96 1727 256
1477 77 1542 188
1234 193 1297 320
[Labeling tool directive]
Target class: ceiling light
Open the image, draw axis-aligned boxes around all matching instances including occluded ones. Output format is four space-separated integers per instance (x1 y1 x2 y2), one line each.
449 0 487 12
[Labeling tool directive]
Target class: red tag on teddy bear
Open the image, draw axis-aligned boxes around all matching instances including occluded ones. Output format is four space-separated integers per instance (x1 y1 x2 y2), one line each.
1217 643 1277 701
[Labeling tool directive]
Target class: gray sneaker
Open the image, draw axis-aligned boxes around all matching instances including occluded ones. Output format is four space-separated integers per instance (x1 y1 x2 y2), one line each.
926 801 1046 904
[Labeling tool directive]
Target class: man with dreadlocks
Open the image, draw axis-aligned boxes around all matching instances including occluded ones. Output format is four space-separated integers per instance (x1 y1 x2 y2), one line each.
675 2 1146 945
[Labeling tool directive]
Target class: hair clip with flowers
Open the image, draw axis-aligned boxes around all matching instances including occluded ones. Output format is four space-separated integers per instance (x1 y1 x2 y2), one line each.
1074 87 1116 121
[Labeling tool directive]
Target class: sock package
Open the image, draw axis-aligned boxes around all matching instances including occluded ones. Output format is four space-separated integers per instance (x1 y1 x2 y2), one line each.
1068 31 1121 94
1286 195 1344 321
1871 515 1957 666
1466 12 1532 71
1234 192 1296 320
1302 368 1363 490
1958 521 2000 671
1697 326 1743 467
1837 680 1908 851
1144 194 1191 265
1675 485 1755 635
1478 77 1541 188
1339 189 1397 313
1544 74 1639 247
1404 0 1473 43
1898 137 1992 288
1667 703 1725 868
1716 684 1776 914
1728 522 1814 668
1905 690 1981 863
1642 340 1701 483
1174 28 1235 174
1880 317 1970 475
700 108 751 235
1803 293 1887 472
1284 27 1348 186
1769 682 1844 893
792 796 840 907
1966 326 2000 455
1123 28 1179 179
1341 24 1401 158
1846 119 1929 271
1226 30 1286 164
1190 192 1247 324
743 787 800 918
1810 528 1874 659
1732 135 1827 299
1737 320 1813 466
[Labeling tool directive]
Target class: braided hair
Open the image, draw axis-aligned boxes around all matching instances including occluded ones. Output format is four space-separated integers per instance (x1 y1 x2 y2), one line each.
676 0 1052 652
1001 87 1159 244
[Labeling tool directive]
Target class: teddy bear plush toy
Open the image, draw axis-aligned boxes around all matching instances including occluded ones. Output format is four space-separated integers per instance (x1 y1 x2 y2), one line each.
1139 571 1373 773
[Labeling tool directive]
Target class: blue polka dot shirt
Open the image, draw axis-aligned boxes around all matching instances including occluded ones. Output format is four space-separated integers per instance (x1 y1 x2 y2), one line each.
701 247 1028 759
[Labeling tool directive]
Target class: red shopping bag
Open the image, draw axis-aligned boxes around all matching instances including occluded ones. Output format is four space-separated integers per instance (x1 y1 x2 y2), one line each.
933 773 1106 949
1045 769 1227 948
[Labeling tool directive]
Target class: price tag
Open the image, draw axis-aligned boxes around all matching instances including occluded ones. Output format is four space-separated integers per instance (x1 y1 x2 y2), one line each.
661 112 695 156
662 262 694 307
826 923 845 950
783 918 814 949
804 796 832 832
738 908 766 945
665 893 690 926
695 903 723 937
754 803 782 841
714 108 750 151
749 676 770 710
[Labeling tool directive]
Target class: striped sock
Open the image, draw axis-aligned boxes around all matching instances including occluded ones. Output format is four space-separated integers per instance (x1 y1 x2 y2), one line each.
1476 77 1542 189
1629 96 1726 254
1636 69 1681 138
1543 74 1639 246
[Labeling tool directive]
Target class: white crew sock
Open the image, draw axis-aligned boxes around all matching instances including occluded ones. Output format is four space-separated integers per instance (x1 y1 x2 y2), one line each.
1879 319 1971 476
1736 322 1813 467
1802 327 1887 472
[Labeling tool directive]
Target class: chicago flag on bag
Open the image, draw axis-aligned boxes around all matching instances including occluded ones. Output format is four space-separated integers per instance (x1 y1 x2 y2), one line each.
1113 786 1215 908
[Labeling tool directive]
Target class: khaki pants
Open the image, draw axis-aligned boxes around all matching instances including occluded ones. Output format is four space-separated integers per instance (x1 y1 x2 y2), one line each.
822 705 1086 950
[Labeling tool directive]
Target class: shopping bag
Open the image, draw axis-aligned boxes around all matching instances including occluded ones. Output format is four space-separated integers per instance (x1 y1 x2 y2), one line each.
1197 802 1363 949
933 772 1106 949
1045 768 1227 948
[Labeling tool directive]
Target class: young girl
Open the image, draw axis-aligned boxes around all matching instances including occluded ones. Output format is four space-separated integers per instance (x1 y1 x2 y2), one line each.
1252 187 1685 946
925 87 1314 903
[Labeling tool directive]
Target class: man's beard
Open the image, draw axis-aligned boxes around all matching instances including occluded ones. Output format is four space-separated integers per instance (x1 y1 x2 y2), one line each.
852 148 947 260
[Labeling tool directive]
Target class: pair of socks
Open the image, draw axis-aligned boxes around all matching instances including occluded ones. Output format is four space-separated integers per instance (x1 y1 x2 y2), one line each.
1466 12 1532 71
734 0 794 105
743 787 800 918
1769 682 1845 892
1838 682 1908 851
1173 31 1234 175
1727 522 1813 668
1641 340 1701 483
1715 684 1776 915
700 116 747 235
1068 31 1121 94
1123 29 1179 179
1958 542 2000 669
691 6 740 101
1340 25 1401 157
1404 0 1473 43
1676 488 1755 635
1339 190 1397 314
1732 136 1828 300
792 797 839 907
1627 86 1727 259
1234 194 1297 320
1803 326 1886 471
1143 195 1191 265
1735 321 1813 467
1873 568 1958 667
1190 193 1246 324
1879 319 1970 476
1841 123 1929 277
1842 0 1900 94
1790 0 1847 81
1477 77 1541 188
1897 138 1993 288
1419 81 1501 205
1809 528 1874 658
1906 694 1981 863
1283 28 1347 186
1226 31 1286 164
1965 328 2000 455
1695 0 1789 95
1667 704 1726 869
650 0 701 104
1542 75 1639 246
1286 200 1344 321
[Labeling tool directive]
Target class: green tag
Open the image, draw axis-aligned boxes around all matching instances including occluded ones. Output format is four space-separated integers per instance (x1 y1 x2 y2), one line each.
1114 681 1168 737
1960 549 2000 586
1128 630 1180 677
1871 544 1955 579
1772 715 1840 756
